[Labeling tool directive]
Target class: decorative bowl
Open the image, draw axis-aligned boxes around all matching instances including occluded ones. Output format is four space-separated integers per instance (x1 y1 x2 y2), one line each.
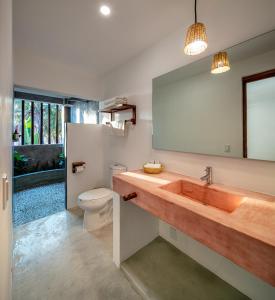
143 164 164 174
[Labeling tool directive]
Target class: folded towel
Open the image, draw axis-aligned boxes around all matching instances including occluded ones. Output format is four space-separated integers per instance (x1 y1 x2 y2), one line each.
110 121 126 136
111 121 124 129
103 97 128 109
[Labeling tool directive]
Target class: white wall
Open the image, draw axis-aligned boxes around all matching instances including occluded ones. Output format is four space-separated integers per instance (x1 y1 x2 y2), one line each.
0 0 13 298
14 48 103 100
66 124 109 209
102 3 275 298
113 194 158 267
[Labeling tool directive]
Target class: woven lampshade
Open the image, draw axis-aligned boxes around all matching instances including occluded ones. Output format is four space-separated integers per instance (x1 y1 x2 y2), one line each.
184 22 208 55
211 52 230 74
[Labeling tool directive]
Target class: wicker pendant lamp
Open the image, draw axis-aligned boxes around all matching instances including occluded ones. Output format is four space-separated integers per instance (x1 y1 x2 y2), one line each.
184 0 208 55
211 51 231 74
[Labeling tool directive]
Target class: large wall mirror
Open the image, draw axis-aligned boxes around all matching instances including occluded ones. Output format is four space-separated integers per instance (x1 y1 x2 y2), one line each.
152 30 275 161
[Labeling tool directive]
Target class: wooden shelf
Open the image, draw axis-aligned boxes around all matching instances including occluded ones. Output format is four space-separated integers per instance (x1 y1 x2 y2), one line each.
99 104 136 124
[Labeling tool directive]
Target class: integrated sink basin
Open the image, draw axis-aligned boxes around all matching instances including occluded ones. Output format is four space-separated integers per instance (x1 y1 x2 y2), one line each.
160 179 245 213
113 170 275 286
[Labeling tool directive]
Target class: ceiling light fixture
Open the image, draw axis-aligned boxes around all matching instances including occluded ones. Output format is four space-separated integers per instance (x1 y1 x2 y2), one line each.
184 0 208 55
211 51 231 74
100 5 111 16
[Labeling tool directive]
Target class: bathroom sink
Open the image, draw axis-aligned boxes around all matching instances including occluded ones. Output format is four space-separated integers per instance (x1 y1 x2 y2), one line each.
160 180 245 213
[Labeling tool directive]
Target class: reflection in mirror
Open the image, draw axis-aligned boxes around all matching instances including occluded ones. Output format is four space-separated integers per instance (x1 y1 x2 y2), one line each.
152 30 275 161
244 70 275 161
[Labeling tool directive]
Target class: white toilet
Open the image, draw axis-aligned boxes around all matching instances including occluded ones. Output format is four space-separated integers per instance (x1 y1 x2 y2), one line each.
78 164 127 231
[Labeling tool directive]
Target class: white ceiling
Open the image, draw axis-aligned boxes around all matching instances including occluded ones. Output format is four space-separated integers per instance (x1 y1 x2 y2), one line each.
13 0 275 78
14 0 191 76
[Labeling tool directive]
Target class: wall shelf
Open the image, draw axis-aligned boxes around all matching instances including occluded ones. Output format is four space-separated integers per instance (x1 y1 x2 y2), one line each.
99 104 136 125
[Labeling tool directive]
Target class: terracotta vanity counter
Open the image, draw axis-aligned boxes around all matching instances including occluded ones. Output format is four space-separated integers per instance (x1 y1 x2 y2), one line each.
113 170 275 286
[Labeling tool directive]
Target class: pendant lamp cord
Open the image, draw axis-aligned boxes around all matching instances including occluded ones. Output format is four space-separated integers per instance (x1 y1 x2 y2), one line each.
194 0 197 23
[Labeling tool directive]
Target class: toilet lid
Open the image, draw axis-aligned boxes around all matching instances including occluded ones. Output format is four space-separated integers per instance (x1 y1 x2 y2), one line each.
78 188 113 202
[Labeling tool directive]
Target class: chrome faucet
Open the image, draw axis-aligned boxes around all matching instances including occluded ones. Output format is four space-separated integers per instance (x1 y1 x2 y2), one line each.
200 166 213 185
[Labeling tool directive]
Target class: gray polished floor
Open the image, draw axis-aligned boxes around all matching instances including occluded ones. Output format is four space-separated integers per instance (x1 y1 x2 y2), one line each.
12 208 250 300
122 237 250 300
12 209 141 300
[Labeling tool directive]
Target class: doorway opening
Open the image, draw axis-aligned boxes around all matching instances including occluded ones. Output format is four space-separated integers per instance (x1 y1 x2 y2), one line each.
12 89 66 226
242 68 275 161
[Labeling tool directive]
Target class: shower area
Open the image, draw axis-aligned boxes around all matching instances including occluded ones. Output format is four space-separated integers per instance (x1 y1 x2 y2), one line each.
12 89 100 226
12 90 66 226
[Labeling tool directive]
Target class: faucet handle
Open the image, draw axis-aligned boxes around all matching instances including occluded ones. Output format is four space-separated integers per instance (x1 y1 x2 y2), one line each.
200 166 213 185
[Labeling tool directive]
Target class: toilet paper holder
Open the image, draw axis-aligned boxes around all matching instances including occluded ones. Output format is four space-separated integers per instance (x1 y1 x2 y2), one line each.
72 161 86 173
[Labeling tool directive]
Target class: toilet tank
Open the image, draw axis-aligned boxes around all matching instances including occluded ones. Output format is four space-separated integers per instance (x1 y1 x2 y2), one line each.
110 164 127 188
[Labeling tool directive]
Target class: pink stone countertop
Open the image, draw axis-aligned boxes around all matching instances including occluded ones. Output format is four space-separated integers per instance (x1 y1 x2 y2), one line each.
113 170 275 286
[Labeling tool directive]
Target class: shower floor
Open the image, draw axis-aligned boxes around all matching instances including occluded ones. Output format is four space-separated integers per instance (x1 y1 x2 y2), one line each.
13 182 65 226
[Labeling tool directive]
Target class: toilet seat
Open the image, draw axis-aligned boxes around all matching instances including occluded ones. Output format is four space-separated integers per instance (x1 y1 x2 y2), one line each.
78 188 113 210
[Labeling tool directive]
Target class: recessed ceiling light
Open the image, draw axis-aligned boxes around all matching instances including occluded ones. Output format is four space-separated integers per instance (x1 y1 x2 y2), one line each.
100 5 111 16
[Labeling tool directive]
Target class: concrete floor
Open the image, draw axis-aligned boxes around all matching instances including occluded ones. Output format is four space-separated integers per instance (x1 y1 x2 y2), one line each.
13 183 65 226
122 237 250 300
13 208 250 300
12 209 141 300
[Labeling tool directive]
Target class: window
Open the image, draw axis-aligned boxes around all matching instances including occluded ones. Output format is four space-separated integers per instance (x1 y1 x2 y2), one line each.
24 101 32 145
34 102 41 144
13 99 64 145
58 105 63 143
42 103 49 144
13 99 22 144
70 100 99 124
50 104 57 144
